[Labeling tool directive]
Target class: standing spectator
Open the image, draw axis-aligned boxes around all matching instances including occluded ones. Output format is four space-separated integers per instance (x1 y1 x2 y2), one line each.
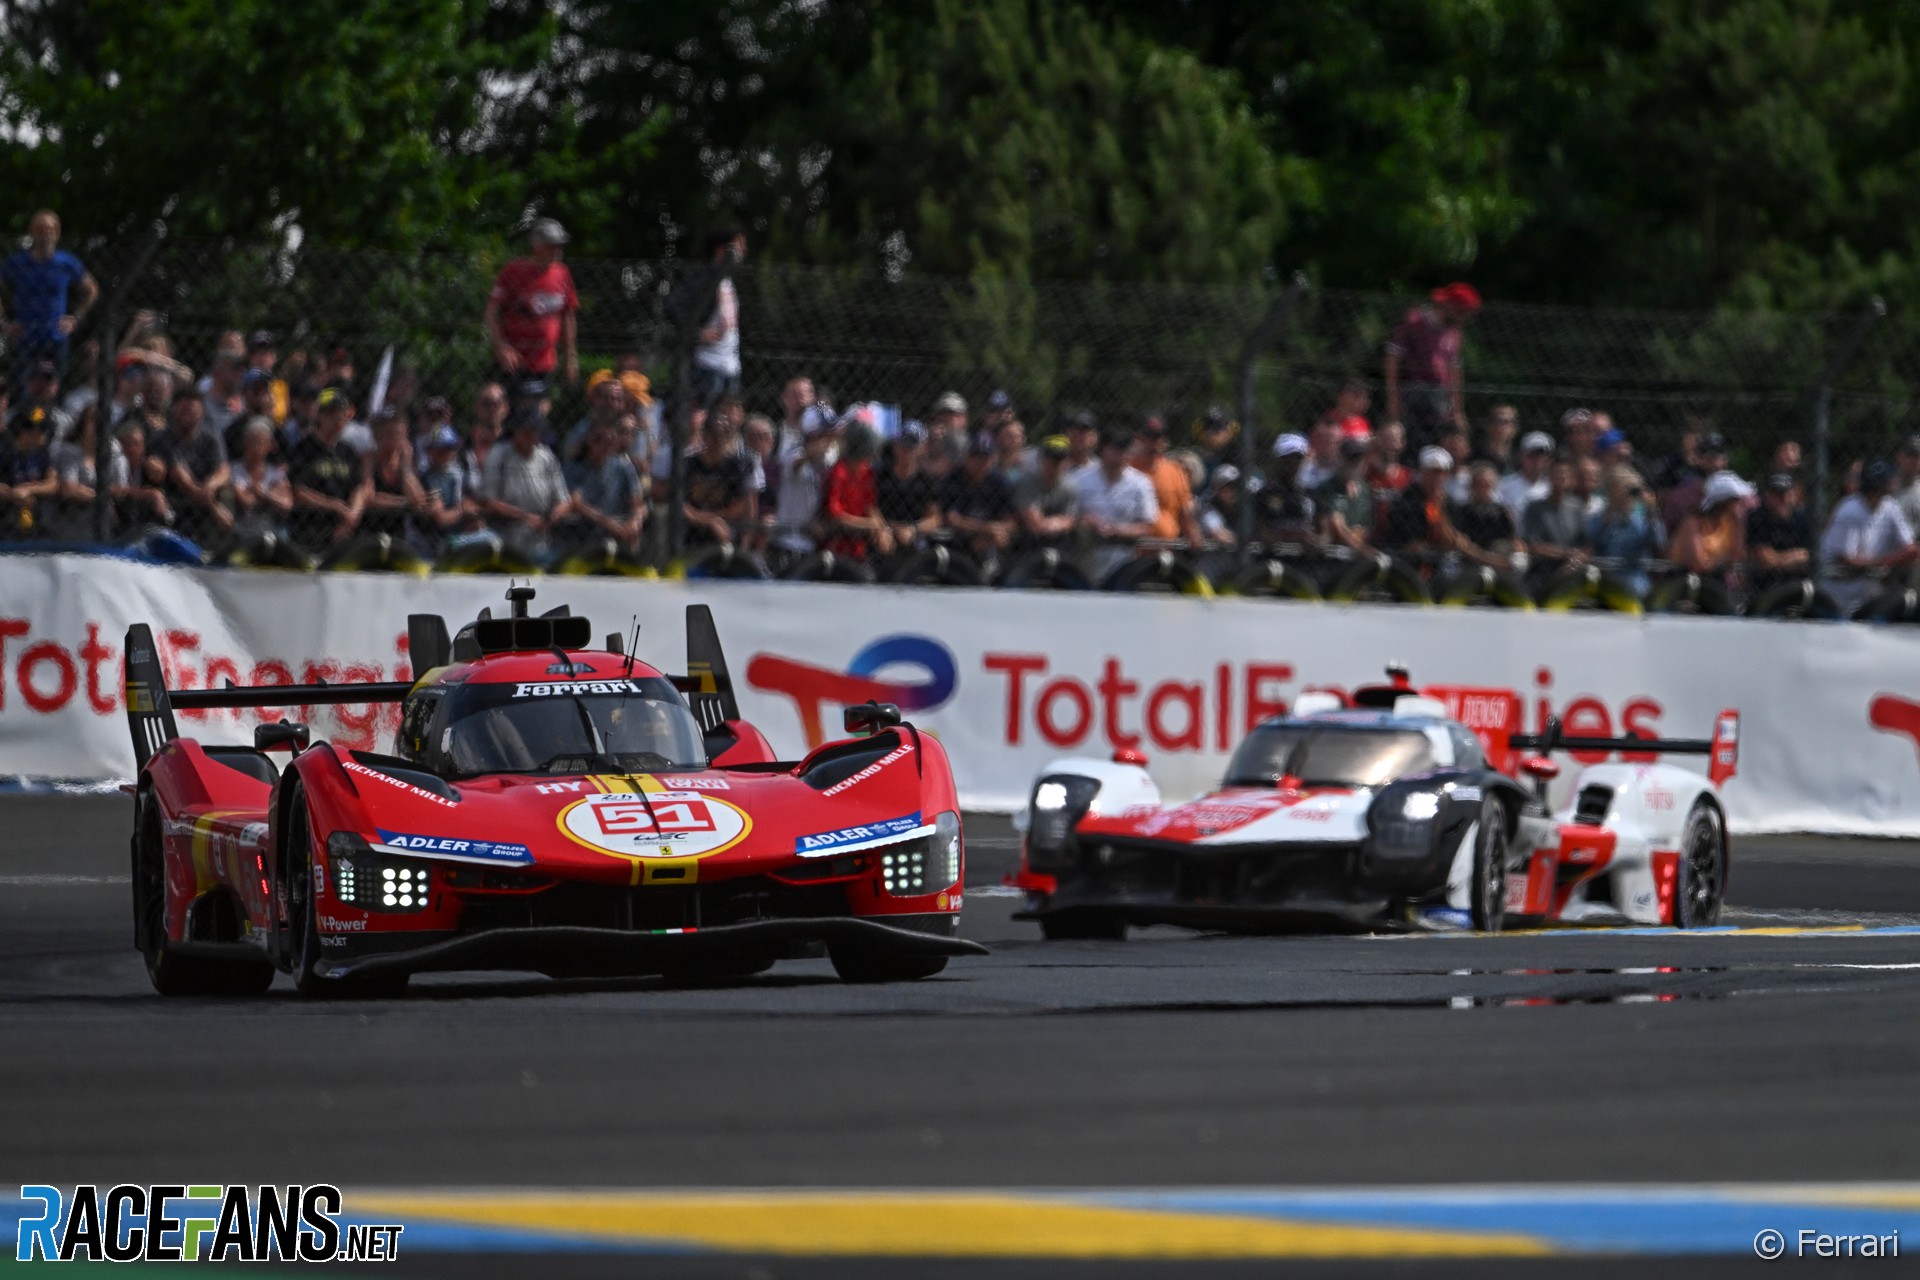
1383 282 1478 449
1317 436 1376 554
1662 432 1728 530
1450 461 1520 570
770 406 837 561
111 422 172 532
1745 472 1813 593
288 387 370 551
1672 472 1752 580
556 420 647 555
1075 429 1159 582
0 407 57 535
690 226 747 409
1476 404 1519 471
1521 458 1590 574
1821 460 1917 614
485 218 579 396
1133 418 1201 543
1588 469 1664 598
876 424 943 553
482 408 570 561
151 390 234 546
418 425 482 546
1194 407 1237 488
1498 431 1555 524
1 210 97 386
1013 434 1079 552
1257 435 1318 544
228 418 294 540
1379 447 1461 557
819 422 891 560
1894 435 1920 533
360 409 427 544
682 403 753 547
926 392 967 453
8 359 72 443
942 434 1017 570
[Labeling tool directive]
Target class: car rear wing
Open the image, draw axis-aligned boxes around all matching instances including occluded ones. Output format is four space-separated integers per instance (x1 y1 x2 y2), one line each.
123 623 411 771
669 604 742 738
1511 710 1741 787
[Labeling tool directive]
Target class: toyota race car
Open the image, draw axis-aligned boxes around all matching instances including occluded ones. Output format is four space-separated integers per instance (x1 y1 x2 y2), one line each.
1012 666 1739 936
126 587 981 997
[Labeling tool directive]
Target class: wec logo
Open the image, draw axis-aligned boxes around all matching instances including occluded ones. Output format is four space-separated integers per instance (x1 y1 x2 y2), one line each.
14 1184 402 1263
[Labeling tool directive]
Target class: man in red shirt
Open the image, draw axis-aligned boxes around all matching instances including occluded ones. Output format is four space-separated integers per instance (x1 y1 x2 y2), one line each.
822 418 890 560
485 218 579 397
1383 282 1479 451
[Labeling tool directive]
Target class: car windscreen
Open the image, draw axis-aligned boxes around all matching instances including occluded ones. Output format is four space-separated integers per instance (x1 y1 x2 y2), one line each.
1224 725 1435 789
439 677 706 775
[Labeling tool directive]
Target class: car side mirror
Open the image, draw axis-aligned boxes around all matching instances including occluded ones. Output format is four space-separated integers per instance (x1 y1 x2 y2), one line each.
255 721 311 753
844 701 903 736
1521 756 1559 782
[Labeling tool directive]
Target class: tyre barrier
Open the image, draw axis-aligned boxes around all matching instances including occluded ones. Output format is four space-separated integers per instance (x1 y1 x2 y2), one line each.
1435 564 1535 610
1852 585 1920 623
780 550 878 585
1226 557 1323 601
318 533 428 575
886 545 986 587
221 531 315 571
1645 573 1737 616
1325 553 1430 605
436 540 543 576
133 527 207 566
552 539 658 578
1745 577 1845 621
997 548 1093 591
1536 564 1643 615
1099 549 1215 596
682 543 772 580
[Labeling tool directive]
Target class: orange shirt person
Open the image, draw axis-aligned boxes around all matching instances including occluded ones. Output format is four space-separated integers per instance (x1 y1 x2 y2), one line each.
1130 418 1201 543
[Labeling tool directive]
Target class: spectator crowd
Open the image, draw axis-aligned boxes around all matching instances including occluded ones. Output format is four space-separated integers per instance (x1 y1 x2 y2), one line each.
2 217 1917 613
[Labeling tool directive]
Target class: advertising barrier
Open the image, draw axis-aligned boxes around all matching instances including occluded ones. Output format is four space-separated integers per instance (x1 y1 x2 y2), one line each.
4 553 1920 834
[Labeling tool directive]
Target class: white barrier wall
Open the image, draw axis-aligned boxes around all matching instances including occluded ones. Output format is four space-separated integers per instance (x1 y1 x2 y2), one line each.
4 553 1920 834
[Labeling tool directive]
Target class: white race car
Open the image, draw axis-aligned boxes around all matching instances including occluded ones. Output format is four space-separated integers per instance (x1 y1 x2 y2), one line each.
1011 665 1740 936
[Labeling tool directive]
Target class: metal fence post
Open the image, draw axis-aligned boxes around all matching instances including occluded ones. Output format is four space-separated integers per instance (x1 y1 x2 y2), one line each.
92 220 169 542
1810 296 1885 538
1233 273 1312 550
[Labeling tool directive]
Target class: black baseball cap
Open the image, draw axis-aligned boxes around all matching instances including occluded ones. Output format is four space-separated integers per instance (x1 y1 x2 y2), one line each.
508 406 545 434
966 432 994 456
1763 472 1796 494
1066 410 1097 432
1863 458 1897 491
247 329 277 350
1699 432 1729 454
1099 428 1135 451
27 358 56 379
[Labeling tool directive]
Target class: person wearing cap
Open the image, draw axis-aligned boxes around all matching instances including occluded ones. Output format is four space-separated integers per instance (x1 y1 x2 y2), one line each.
1075 429 1159 580
555 417 647 555
1587 468 1664 598
1258 434 1318 544
8 358 72 444
1745 472 1812 594
1661 431 1729 530
485 217 579 394
1379 445 1464 558
1316 435 1377 554
1520 457 1590 574
479 407 569 561
418 423 482 543
1013 434 1080 552
1383 282 1479 449
1131 416 1202 543
1497 431 1555 524
875 422 943 554
1 210 97 388
225 368 280 461
1194 408 1237 487
288 387 371 551
1670 470 1754 580
1894 434 1920 533
928 391 968 450
0 404 58 535
1821 459 1917 613
1062 410 1099 472
244 330 289 423
1195 464 1245 546
561 369 630 465
939 432 1018 569
688 226 747 411
982 389 1016 436
228 416 293 540
1307 381 1372 489
151 389 235 546
770 404 838 558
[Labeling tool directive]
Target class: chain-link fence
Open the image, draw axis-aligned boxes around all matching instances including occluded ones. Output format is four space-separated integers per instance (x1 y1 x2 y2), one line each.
4 231 1918 617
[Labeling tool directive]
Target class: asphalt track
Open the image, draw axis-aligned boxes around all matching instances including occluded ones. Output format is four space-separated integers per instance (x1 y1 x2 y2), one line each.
5 793 1920 1276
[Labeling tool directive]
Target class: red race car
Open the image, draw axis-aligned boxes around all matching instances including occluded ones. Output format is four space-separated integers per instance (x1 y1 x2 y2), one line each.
125 587 980 997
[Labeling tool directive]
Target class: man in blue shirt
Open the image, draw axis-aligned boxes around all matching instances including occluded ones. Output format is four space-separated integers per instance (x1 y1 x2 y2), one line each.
1 211 98 387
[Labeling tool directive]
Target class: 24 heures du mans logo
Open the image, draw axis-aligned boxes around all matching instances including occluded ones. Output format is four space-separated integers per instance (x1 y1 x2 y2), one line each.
15 1184 402 1263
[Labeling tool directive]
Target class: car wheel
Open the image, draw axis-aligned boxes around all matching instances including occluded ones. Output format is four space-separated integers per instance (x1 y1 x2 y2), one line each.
285 782 409 1000
1673 801 1728 928
827 943 949 983
1039 913 1128 941
132 788 275 997
1470 799 1510 933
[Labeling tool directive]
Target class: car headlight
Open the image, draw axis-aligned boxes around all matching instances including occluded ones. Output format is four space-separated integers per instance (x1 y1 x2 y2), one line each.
880 811 962 898
1402 792 1441 821
326 832 434 913
1027 775 1101 870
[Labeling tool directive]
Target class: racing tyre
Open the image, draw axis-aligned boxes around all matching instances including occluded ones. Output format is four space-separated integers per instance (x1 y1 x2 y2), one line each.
1745 578 1843 621
132 787 275 997
827 943 949 983
998 548 1093 591
682 544 772 580
1099 549 1214 596
1326 553 1430 605
1536 564 1643 614
284 781 409 1000
1645 573 1735 616
1851 586 1920 624
1227 558 1323 601
781 550 877 584
1039 913 1128 941
1672 801 1728 928
1469 799 1510 933
886 545 985 587
1436 565 1534 610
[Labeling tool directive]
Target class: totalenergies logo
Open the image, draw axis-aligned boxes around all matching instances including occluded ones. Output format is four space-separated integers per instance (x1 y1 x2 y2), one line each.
746 635 958 746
